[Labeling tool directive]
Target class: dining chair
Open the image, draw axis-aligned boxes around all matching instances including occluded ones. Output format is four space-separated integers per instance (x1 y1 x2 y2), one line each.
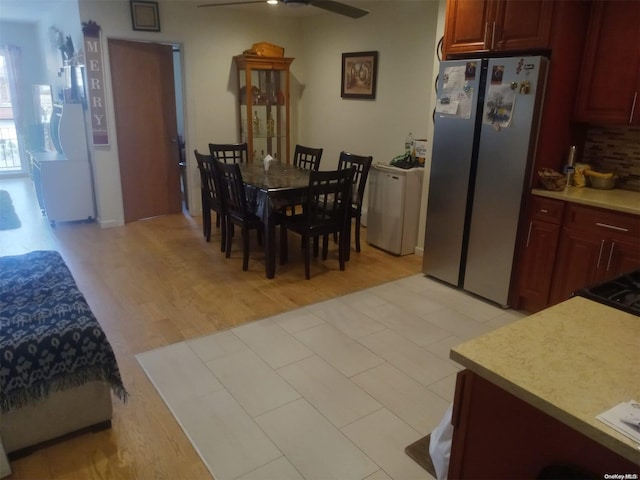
279 167 355 279
194 150 226 251
293 144 323 171
213 160 263 271
338 151 373 258
209 143 249 164
284 144 324 217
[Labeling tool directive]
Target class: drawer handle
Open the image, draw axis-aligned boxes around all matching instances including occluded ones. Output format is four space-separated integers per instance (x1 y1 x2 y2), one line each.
597 240 605 269
526 221 533 248
630 92 638 124
539 209 548 213
596 222 629 232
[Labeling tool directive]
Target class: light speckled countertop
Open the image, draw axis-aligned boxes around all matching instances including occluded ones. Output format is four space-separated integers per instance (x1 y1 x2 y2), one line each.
450 296 640 465
532 187 640 215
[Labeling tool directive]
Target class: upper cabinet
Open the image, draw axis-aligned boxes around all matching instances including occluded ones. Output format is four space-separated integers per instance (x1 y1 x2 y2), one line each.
234 48 294 163
443 0 554 58
573 1 640 125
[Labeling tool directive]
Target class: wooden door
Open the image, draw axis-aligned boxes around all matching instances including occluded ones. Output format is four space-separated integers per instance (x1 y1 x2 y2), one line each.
443 0 494 57
108 39 182 223
494 0 554 52
515 219 560 312
574 0 640 124
549 228 603 304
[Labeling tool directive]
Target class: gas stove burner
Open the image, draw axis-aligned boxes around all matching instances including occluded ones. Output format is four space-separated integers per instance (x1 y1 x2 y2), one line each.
574 269 640 316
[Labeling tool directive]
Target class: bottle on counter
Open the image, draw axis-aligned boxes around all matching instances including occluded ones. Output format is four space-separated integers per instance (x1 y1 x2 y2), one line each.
405 132 414 157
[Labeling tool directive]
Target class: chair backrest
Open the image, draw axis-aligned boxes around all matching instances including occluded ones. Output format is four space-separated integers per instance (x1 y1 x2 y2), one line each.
194 150 220 207
306 167 356 228
213 160 250 221
293 144 323 171
338 151 373 209
209 143 249 164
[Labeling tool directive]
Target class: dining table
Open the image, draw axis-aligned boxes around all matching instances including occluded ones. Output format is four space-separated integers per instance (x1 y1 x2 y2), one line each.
239 161 310 279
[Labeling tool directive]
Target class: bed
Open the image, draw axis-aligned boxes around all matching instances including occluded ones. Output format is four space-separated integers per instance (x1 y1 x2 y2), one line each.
0 250 128 463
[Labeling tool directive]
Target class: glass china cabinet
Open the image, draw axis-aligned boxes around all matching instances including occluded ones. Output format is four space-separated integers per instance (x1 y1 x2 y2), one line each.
234 52 294 163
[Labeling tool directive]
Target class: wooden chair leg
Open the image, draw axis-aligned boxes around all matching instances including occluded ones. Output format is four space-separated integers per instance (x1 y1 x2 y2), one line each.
220 214 226 252
304 235 311 279
202 194 211 241
312 236 319 258
242 227 250 271
354 214 361 252
225 219 233 259
280 225 288 265
322 234 329 260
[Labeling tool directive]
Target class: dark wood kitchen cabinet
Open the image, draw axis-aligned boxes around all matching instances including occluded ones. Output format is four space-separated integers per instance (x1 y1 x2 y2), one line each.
448 370 639 478
574 0 640 124
514 196 564 312
443 0 554 57
549 204 640 304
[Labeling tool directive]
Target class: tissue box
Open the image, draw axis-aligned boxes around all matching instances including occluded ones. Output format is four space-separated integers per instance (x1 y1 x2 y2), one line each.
414 139 428 166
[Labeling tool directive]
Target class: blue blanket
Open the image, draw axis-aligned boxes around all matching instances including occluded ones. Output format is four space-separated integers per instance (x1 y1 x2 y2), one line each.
0 251 128 412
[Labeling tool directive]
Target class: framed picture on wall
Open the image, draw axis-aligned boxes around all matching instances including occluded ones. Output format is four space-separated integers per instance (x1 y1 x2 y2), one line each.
130 0 161 32
341 51 378 100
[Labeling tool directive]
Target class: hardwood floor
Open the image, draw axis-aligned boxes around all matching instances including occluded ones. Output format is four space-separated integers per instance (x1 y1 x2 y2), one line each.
1 178 422 480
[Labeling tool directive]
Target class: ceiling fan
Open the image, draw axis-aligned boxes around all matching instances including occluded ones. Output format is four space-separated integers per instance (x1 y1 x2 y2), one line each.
198 0 369 19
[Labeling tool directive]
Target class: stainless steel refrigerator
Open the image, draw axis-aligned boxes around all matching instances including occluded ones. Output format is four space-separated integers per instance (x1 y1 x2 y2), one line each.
422 56 548 307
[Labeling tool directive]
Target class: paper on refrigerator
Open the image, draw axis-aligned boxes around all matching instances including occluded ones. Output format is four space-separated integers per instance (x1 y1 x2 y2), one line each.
436 65 473 119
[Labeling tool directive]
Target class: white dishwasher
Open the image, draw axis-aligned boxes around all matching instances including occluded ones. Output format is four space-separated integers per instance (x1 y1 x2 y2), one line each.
367 164 423 255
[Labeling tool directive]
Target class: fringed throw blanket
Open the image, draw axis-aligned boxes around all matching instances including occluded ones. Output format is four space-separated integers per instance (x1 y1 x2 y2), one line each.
0 251 128 412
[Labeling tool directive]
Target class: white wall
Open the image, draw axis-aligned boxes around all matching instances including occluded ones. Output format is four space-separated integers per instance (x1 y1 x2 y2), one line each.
17 0 445 253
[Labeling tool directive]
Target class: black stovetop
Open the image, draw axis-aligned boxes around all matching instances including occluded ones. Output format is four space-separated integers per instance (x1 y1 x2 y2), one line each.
575 269 640 316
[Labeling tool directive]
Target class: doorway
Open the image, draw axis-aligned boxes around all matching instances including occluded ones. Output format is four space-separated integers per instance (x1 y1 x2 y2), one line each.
108 39 182 223
0 52 25 176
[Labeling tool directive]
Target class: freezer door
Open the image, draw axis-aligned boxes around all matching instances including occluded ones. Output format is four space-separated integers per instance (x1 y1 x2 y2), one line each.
423 59 482 286
463 56 548 306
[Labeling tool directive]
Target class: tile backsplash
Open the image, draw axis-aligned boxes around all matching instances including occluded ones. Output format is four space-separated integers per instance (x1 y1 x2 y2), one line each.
581 125 640 191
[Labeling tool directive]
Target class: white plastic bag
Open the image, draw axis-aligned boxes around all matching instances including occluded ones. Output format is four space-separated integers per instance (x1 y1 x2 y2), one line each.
429 403 454 480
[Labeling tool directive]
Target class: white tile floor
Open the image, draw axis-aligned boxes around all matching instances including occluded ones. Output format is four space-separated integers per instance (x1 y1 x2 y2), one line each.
137 274 527 480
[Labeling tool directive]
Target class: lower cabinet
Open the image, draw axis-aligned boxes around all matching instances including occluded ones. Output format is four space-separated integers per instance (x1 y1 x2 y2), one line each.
449 370 638 477
514 196 562 312
28 150 95 225
515 196 640 312
550 203 640 304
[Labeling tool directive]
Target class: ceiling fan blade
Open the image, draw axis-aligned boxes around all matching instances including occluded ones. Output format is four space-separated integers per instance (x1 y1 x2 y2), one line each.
198 1 265 7
309 0 369 18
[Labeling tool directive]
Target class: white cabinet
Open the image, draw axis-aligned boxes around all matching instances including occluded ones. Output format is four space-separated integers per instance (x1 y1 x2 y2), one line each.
366 165 423 255
28 104 94 224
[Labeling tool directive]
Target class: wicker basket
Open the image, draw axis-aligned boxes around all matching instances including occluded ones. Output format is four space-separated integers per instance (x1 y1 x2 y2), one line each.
538 168 566 191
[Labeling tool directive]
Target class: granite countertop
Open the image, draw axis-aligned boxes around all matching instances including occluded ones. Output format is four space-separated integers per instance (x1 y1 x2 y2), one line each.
450 296 640 465
532 187 640 215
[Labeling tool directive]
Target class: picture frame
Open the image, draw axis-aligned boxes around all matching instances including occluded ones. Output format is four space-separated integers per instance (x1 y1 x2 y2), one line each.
130 0 161 32
341 51 378 100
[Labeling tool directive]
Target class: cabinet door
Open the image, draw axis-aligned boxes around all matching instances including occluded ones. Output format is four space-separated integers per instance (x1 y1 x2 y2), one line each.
550 228 604 304
493 0 554 52
443 0 495 56
605 238 640 278
574 0 640 124
515 219 560 312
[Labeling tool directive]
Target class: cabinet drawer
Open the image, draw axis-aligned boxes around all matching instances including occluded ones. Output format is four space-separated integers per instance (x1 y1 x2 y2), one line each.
529 196 564 224
565 204 640 239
